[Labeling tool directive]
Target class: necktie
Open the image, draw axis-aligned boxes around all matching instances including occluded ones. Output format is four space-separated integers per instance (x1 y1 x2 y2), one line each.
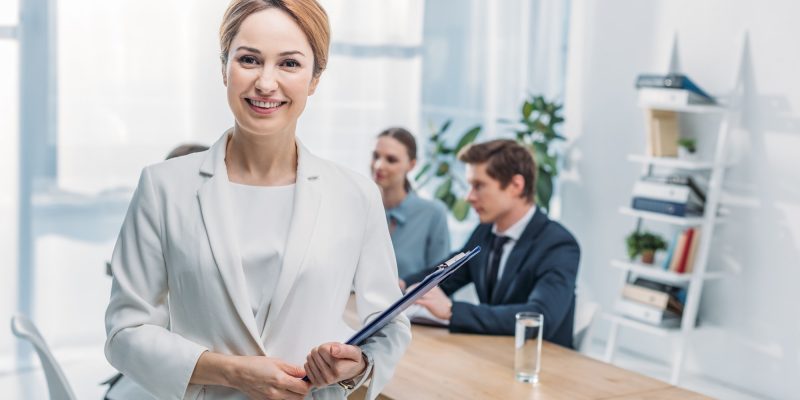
486 234 510 301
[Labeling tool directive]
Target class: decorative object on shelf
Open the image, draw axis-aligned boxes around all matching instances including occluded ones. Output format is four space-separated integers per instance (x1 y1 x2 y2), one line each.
644 109 678 157
677 137 697 160
416 94 566 219
626 230 667 264
414 120 481 221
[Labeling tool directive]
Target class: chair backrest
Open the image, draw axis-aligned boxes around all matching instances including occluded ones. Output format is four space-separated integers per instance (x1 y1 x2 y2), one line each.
10 315 78 400
573 297 599 353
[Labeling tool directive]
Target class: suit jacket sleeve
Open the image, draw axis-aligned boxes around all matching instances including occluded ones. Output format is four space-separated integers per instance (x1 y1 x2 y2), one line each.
449 235 580 339
351 183 412 399
104 168 208 400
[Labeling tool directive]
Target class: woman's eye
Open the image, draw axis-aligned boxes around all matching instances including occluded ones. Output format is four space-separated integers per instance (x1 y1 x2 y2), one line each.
239 55 259 65
282 59 301 68
387 157 398 164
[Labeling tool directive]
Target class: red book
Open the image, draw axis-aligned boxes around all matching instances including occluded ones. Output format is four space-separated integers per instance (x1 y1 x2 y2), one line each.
676 228 695 273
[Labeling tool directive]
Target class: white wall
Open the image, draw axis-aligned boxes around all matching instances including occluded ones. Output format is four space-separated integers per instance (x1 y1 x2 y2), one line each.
561 1 800 398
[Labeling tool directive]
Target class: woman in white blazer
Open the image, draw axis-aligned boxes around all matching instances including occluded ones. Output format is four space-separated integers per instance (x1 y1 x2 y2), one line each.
104 1 411 399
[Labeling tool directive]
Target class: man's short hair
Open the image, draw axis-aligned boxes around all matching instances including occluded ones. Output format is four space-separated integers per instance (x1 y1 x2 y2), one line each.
457 139 536 203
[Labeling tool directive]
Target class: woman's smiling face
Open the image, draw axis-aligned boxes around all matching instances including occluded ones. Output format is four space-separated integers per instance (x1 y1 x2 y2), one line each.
223 7 319 138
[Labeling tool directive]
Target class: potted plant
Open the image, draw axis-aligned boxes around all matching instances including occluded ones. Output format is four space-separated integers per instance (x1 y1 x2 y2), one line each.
626 231 667 264
677 137 697 160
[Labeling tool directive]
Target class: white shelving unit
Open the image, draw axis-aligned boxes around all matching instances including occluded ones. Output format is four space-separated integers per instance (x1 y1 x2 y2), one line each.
602 95 737 385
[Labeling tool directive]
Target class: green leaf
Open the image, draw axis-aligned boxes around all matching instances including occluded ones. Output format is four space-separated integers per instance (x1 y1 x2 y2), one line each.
439 119 452 135
435 177 452 199
455 125 481 154
534 96 546 110
443 193 456 208
414 163 431 182
536 170 553 211
452 199 471 221
522 101 534 120
435 162 450 177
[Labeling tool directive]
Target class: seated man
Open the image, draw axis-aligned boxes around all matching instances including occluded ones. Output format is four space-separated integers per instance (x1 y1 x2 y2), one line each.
402 139 580 348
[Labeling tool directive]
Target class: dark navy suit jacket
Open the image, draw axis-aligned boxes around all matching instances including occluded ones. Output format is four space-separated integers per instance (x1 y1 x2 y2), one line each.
406 208 580 348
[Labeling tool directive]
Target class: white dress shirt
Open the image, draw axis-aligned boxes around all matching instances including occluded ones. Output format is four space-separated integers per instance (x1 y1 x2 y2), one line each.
491 205 537 280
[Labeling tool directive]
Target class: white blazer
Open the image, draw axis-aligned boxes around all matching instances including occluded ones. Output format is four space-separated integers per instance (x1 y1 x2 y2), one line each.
105 131 411 400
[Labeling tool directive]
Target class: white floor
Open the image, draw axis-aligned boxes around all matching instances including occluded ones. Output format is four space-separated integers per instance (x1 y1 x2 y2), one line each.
582 340 769 400
0 340 770 400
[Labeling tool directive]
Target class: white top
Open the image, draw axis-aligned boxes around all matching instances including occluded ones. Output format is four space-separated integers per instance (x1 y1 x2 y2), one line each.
491 205 537 280
228 181 295 316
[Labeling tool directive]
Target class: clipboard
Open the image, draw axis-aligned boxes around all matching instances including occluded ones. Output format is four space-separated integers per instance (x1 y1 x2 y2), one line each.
346 245 481 346
301 246 481 382
303 246 481 382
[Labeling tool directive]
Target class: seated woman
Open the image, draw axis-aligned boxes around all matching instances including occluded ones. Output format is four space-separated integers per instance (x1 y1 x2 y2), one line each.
370 127 451 285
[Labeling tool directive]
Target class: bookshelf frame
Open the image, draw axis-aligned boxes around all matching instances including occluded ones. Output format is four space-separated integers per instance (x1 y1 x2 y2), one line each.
601 90 738 385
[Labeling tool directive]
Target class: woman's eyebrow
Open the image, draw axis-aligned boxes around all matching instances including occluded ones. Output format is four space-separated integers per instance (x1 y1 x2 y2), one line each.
234 46 306 58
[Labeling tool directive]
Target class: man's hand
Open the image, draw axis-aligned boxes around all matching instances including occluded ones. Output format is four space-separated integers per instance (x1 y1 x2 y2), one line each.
415 285 453 320
304 343 367 388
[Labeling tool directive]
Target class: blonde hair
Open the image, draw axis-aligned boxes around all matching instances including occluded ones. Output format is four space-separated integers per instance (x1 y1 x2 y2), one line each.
219 0 330 77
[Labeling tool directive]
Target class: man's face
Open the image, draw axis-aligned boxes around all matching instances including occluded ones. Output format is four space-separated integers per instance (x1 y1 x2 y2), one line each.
465 162 521 224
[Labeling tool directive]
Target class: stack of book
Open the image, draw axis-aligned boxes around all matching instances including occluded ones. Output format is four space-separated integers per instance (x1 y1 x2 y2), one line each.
662 227 702 274
615 278 685 327
631 175 706 217
636 73 716 106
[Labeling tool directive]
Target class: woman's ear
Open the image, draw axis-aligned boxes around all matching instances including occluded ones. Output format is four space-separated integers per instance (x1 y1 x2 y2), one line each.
408 158 417 172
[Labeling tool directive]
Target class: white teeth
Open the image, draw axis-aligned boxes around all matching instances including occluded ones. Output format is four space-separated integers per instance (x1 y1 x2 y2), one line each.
250 99 282 109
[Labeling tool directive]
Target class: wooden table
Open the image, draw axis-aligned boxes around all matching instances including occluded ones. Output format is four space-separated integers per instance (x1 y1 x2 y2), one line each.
351 324 709 399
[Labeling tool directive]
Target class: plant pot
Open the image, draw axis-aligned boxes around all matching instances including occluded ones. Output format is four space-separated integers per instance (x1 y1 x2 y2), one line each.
677 147 698 161
640 250 655 264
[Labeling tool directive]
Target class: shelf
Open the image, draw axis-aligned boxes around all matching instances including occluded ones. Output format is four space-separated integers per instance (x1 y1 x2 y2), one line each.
618 207 705 226
602 312 676 337
610 259 730 285
637 102 726 114
627 154 714 170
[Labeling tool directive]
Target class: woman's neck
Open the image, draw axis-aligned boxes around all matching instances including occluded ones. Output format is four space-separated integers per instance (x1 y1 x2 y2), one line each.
225 126 297 186
382 185 408 209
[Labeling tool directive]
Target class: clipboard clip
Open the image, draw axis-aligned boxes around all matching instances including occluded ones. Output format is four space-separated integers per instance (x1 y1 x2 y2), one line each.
438 252 467 269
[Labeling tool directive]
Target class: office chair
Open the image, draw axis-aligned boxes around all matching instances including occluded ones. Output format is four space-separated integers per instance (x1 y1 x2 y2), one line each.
573 297 599 353
10 315 78 400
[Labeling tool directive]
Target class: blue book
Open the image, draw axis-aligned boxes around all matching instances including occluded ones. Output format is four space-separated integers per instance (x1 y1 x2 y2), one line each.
635 73 715 102
662 232 679 270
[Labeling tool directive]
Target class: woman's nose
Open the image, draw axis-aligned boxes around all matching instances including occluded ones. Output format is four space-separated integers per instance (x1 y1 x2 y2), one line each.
255 68 278 93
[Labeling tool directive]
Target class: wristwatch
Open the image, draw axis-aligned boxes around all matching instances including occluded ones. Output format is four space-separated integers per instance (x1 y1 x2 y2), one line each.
337 353 370 391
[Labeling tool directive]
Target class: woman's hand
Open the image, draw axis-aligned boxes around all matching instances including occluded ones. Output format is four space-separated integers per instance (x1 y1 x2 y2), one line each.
228 355 311 400
304 343 367 388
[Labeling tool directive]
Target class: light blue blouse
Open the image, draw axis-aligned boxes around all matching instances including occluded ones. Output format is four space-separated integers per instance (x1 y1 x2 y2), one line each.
385 192 451 280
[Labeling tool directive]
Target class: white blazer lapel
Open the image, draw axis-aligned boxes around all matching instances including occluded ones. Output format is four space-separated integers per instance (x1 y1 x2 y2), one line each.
197 131 264 353
260 140 322 341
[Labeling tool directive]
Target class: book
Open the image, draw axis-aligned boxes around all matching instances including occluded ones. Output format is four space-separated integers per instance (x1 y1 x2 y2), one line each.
675 228 695 273
635 73 715 101
682 228 701 273
641 175 707 203
662 231 679 270
622 283 684 314
639 88 715 107
631 197 702 217
615 299 681 327
644 109 679 157
632 181 705 207
668 231 689 272
631 277 682 296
